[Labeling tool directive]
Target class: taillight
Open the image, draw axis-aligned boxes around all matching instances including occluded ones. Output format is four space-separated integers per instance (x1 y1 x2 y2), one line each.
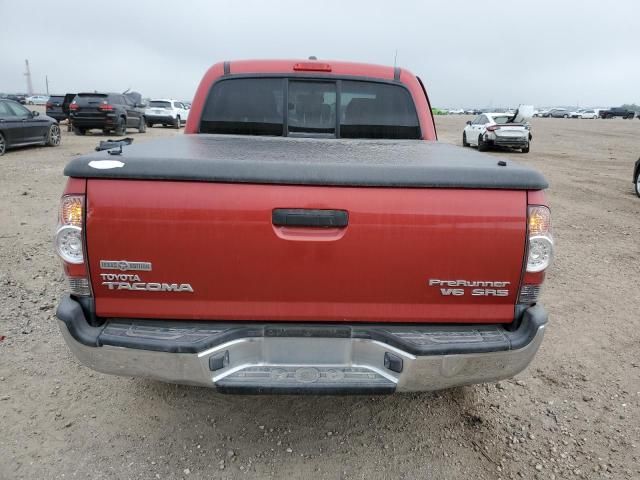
98 101 114 112
69 102 79 111
526 206 553 272
46 102 52 108
519 205 554 305
55 195 91 296
486 125 500 132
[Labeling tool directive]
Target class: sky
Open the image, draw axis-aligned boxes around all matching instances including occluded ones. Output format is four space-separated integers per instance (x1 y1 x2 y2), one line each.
1 0 639 108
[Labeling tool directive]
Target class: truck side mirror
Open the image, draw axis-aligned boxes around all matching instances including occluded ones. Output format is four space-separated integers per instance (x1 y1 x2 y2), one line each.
466 120 472 125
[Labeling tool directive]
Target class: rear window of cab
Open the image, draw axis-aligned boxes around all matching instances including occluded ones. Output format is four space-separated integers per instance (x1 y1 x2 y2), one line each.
200 77 420 139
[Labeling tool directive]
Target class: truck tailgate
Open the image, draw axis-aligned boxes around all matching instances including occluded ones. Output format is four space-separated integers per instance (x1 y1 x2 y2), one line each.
86 180 526 323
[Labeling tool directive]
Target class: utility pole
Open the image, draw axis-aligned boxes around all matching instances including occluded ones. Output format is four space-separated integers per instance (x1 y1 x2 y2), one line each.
393 49 398 69
24 59 33 95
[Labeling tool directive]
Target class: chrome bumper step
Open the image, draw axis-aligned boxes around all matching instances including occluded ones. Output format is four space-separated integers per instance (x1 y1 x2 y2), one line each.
56 295 547 394
216 366 396 394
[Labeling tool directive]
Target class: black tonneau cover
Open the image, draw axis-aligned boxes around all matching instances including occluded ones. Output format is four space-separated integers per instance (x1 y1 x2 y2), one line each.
64 135 548 190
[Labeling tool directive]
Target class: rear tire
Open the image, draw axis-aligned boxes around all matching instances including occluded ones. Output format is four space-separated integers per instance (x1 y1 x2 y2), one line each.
563 114 568 118
635 173 640 198
477 135 488 152
138 117 147 133
73 126 86 136
521 143 530 153
0 132 6 156
146 121 154 128
175 115 181 129
46 124 61 147
462 132 469 147
114 117 127 136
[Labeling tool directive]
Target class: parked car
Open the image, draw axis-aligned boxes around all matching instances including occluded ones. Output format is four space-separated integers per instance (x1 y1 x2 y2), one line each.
533 109 548 117
6 94 27 104
26 95 49 105
55 59 552 395
145 99 189 128
47 94 78 124
546 108 570 118
0 99 61 156
69 92 147 135
599 107 635 119
569 109 584 118
46 95 67 121
463 111 531 153
579 109 599 119
448 108 465 115
633 157 640 197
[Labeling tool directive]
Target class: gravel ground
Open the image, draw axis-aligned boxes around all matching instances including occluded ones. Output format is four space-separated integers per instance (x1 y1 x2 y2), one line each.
1 111 639 480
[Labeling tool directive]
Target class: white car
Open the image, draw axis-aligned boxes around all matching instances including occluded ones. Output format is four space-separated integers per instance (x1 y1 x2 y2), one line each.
145 99 189 128
462 112 531 153
26 95 49 105
533 109 548 117
579 109 599 119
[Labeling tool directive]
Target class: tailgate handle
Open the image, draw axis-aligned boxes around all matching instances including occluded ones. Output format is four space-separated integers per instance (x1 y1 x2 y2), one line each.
272 209 349 228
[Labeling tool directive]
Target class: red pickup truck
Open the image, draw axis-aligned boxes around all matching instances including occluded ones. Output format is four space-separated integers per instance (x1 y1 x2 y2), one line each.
55 59 553 394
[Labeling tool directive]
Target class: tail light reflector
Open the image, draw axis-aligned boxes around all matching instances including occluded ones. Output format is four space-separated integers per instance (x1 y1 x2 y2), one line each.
518 284 542 304
46 102 52 108
68 278 91 297
69 102 79 111
486 125 500 132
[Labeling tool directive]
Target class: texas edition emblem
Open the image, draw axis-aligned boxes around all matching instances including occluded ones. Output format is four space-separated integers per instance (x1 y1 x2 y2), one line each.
99 260 152 271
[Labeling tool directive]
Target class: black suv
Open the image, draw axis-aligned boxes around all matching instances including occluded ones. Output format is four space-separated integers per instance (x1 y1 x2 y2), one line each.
69 92 147 135
46 93 76 122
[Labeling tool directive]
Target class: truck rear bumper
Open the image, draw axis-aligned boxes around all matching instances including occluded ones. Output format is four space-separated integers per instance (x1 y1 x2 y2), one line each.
56 295 547 394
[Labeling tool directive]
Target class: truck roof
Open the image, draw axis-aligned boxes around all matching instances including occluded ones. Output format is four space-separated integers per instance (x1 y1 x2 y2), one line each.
224 59 402 80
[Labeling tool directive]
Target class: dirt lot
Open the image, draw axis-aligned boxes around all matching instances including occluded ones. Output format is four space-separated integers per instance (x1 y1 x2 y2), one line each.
1 112 639 480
